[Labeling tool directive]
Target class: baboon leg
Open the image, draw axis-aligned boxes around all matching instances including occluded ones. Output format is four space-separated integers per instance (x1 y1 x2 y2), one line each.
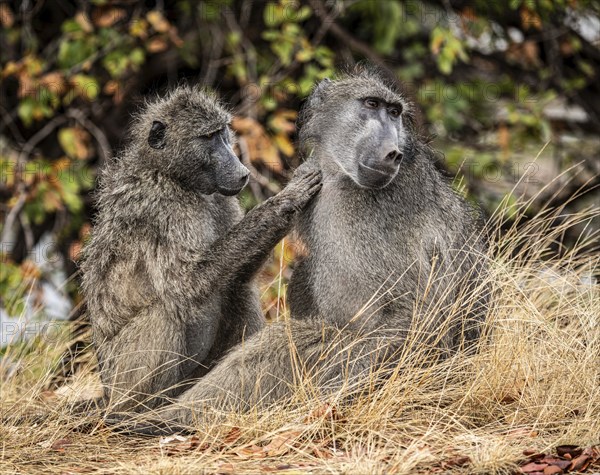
97 308 191 411
155 321 395 427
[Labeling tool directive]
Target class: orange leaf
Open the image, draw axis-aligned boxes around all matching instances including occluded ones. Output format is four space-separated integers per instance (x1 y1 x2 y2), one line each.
74 12 93 33
232 117 283 173
520 462 548 473
147 10 170 33
217 462 235 474
39 72 67 96
273 133 294 157
269 109 297 134
51 438 73 452
234 445 266 459
92 7 126 28
304 403 338 422
542 466 562 475
0 4 15 28
223 426 241 445
263 430 302 457
147 38 169 53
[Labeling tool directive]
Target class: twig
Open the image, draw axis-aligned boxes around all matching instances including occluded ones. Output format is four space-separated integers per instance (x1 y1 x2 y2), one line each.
19 115 68 166
66 109 112 163
0 106 25 144
223 8 258 117
200 24 225 88
238 136 280 198
1 192 26 245
18 211 34 252
2 114 68 245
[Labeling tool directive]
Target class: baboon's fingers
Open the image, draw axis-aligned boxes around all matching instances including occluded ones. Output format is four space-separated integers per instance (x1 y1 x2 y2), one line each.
291 169 323 194
306 178 323 195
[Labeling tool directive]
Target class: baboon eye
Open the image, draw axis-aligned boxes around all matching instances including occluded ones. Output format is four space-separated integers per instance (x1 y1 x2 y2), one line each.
388 106 402 118
364 98 380 109
203 128 223 140
202 131 217 140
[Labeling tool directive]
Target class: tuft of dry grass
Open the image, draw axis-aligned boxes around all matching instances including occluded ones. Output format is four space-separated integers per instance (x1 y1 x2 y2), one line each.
1 174 599 474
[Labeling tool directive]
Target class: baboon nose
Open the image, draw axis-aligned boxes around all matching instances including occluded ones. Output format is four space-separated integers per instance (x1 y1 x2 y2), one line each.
385 149 402 162
238 170 250 187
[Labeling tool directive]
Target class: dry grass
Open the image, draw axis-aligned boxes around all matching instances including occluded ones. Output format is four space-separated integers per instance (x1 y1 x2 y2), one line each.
1 175 599 474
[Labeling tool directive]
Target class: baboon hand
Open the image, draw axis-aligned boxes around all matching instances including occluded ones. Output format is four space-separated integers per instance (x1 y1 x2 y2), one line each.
275 162 323 214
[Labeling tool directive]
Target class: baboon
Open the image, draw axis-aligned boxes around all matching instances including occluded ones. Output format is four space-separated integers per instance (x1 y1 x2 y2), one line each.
80 86 322 413
141 68 489 429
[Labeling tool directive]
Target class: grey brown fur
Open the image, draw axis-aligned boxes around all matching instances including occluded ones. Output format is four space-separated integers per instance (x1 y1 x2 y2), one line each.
80 86 322 413
148 68 489 428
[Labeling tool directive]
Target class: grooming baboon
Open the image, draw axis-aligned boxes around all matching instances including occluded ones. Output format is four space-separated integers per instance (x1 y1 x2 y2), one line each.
80 86 322 413
142 68 488 429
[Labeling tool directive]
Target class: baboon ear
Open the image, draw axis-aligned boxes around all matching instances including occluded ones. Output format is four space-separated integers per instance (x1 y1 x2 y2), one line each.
309 78 332 108
148 120 167 149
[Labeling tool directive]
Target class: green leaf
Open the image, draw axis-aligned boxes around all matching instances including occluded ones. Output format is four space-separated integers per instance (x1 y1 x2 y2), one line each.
17 97 35 127
58 39 94 69
129 47 145 66
71 74 100 101
296 6 312 22
264 3 281 27
58 128 78 158
61 19 83 34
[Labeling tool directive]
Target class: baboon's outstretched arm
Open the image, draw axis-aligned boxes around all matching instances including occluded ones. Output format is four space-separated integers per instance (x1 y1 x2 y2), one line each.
181 166 322 300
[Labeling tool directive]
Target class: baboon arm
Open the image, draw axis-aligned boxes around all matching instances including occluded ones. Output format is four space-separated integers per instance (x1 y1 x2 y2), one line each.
184 163 322 300
194 197 294 289
144 164 321 305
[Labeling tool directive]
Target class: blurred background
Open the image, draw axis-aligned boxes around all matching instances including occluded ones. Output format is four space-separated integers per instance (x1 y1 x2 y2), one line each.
0 0 598 355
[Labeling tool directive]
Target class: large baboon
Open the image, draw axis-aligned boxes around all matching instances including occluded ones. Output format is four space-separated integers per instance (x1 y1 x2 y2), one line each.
80 86 322 413
142 68 489 429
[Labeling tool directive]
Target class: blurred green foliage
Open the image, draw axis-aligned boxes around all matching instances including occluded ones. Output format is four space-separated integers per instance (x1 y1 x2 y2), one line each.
0 0 598 319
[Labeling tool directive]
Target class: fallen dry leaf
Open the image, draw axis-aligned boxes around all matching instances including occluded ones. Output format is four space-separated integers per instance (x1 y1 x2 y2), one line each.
51 438 73 452
217 462 235 474
540 458 570 470
543 465 563 475
263 430 302 457
521 462 549 473
158 435 204 455
568 453 591 472
223 426 242 445
304 403 338 422
519 444 600 475
312 446 334 459
556 445 582 458
234 445 266 459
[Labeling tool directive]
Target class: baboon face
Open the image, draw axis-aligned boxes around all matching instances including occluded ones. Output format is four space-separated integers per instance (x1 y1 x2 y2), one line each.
143 88 250 196
337 96 405 189
300 73 412 189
